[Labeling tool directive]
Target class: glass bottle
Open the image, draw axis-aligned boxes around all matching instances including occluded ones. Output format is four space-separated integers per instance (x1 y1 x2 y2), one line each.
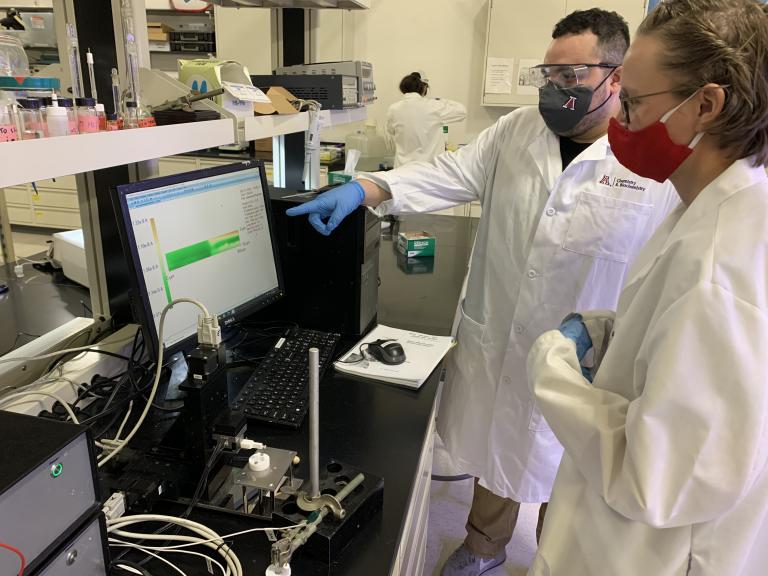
96 103 107 131
0 103 18 142
124 100 139 129
17 98 46 139
58 97 79 134
76 97 99 133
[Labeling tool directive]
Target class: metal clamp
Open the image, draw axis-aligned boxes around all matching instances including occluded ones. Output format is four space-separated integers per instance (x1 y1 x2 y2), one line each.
296 491 346 520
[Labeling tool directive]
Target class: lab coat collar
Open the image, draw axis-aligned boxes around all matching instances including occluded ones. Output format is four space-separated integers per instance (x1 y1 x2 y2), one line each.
527 126 610 191
623 157 766 290
403 93 422 100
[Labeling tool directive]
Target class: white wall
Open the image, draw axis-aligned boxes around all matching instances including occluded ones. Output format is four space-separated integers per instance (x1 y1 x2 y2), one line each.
214 6 273 76
314 0 509 145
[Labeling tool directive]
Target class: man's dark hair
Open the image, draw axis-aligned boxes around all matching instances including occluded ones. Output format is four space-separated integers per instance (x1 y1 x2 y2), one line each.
552 8 630 64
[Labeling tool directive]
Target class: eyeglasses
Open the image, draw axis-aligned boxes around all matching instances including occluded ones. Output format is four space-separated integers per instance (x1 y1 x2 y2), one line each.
619 88 694 125
528 63 619 89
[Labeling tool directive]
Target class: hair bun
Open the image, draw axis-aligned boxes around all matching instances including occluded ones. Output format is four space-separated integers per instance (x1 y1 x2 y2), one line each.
411 72 421 79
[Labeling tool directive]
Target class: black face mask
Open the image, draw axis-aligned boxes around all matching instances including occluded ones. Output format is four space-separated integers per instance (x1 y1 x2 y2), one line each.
538 72 613 135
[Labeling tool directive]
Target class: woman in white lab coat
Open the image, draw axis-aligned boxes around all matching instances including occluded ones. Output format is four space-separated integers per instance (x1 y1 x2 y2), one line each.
527 1 768 574
386 73 467 167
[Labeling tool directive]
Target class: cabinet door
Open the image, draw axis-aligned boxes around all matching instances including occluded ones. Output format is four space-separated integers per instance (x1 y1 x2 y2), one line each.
4 186 29 205
158 157 197 177
8 204 33 225
33 208 81 229
31 189 79 210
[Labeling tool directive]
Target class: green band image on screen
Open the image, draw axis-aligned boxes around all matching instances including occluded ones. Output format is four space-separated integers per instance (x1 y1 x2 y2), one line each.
165 231 241 271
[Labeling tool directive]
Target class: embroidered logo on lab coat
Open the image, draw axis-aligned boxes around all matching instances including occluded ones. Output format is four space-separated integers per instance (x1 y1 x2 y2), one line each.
598 174 647 192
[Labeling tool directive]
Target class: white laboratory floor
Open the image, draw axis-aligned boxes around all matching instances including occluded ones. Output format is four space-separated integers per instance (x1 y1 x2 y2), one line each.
425 435 538 576
1 226 54 264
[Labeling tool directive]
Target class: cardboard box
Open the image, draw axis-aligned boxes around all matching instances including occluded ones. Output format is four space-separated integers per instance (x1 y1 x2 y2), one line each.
397 231 436 258
328 171 354 185
253 86 300 115
147 22 173 42
254 138 272 152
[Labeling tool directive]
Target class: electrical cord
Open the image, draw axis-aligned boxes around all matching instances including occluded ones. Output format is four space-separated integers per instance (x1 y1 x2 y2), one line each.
431 473 473 482
111 560 155 576
108 541 188 576
110 540 226 576
0 390 81 423
97 298 212 468
0 541 26 576
183 438 226 518
107 515 243 576
0 333 137 367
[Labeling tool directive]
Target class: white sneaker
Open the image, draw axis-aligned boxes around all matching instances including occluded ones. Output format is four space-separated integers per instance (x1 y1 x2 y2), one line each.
440 545 506 576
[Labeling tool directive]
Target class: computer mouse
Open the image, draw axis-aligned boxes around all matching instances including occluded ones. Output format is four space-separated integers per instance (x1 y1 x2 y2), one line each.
367 340 407 365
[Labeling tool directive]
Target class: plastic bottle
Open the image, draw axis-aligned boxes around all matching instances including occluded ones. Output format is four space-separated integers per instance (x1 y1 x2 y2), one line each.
46 94 69 137
17 98 46 139
0 103 18 142
345 121 389 171
58 98 79 134
76 97 99 133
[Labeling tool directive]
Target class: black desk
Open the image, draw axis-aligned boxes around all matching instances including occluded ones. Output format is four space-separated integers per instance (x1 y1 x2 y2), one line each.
148 215 477 575
3 215 478 575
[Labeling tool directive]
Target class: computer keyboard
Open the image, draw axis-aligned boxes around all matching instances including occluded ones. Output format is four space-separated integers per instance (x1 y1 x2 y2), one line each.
231 327 341 428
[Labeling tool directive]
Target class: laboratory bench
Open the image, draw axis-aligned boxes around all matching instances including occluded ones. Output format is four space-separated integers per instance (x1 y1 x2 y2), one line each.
0 213 479 575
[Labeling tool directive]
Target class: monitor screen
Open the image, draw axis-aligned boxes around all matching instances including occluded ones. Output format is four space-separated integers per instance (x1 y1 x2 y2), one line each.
114 161 282 357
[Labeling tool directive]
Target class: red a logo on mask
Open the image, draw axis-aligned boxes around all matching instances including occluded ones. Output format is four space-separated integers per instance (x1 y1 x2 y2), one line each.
562 96 578 111
599 175 611 185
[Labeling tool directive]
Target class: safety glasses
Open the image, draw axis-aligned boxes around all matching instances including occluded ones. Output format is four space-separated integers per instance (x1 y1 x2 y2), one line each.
619 88 698 125
528 63 619 89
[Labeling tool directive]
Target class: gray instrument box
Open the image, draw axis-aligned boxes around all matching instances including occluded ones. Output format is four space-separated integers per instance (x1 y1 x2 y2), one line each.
0 412 101 574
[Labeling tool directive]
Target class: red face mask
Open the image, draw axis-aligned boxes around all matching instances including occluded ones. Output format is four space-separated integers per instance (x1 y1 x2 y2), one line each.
608 92 704 183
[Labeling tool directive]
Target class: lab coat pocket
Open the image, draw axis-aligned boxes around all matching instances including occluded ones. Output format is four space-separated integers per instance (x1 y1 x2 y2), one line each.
454 300 488 374
562 192 653 263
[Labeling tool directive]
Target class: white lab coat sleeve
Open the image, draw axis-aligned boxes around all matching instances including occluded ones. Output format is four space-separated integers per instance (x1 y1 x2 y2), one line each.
437 99 467 124
359 117 501 216
528 283 768 528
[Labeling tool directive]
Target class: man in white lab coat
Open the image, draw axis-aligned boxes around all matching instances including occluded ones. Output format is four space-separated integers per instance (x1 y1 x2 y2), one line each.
526 0 768 574
386 72 467 167
287 9 678 575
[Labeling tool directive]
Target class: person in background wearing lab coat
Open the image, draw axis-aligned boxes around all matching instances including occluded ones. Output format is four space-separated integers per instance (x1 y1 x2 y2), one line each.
526 1 768 574
386 72 467 167
286 9 679 575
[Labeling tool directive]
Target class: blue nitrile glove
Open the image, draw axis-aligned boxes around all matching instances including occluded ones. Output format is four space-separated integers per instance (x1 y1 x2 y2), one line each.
558 314 592 361
559 314 593 381
285 181 366 236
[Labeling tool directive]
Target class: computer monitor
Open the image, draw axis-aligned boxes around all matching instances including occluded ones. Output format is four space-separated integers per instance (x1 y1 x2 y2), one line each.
113 160 283 359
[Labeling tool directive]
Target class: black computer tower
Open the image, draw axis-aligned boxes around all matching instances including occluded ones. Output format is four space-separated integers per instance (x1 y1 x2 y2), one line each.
264 187 380 337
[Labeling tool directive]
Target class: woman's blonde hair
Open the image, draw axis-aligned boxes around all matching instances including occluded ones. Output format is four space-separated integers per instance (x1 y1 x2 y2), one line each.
639 0 768 165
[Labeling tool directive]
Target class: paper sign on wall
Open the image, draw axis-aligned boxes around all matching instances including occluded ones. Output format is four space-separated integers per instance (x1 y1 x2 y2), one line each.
484 57 514 95
516 58 541 96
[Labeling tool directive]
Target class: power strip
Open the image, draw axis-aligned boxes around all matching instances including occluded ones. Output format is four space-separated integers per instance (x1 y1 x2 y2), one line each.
0 324 141 417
